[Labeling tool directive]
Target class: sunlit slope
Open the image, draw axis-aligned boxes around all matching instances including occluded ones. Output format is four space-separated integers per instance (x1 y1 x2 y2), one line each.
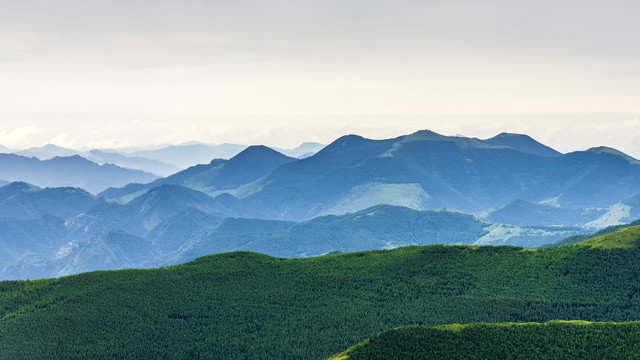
575 224 640 248
1 227 640 359
327 321 640 360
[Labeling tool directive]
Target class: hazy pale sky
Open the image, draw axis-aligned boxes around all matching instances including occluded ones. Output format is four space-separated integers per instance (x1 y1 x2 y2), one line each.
0 1 639 155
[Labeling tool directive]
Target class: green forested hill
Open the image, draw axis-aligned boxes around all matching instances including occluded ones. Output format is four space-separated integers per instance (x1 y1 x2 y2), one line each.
327 321 640 360
2 227 640 359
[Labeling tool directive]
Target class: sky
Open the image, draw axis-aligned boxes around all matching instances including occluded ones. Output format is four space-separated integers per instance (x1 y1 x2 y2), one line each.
0 0 639 155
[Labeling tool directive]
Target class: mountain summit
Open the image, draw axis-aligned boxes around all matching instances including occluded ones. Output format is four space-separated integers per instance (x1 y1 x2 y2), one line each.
485 132 561 157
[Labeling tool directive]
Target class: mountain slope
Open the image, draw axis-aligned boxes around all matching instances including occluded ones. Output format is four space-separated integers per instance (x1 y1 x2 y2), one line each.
0 215 66 268
100 145 296 200
487 199 605 227
13 144 78 159
179 205 581 262
2 232 640 359
0 181 104 220
0 202 583 280
236 131 640 220
327 321 640 360
575 225 640 249
69 184 234 238
52 230 158 277
542 218 640 248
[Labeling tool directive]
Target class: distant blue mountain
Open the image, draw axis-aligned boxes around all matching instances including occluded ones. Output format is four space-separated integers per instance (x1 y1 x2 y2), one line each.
71 184 235 237
0 203 583 280
127 142 324 168
51 230 158 277
86 150 180 177
273 142 326 158
0 181 104 220
130 143 248 168
10 144 185 177
100 145 296 200
176 204 581 262
99 130 640 222
0 154 158 194
234 131 640 220
0 214 66 268
13 144 78 159
488 199 606 227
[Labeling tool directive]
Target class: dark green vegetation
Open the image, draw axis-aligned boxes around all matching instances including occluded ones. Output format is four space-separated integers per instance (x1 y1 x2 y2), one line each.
328 321 640 360
576 225 640 248
2 227 640 359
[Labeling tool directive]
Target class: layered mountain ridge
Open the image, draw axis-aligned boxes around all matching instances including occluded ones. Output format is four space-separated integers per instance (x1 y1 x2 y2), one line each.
0 153 159 193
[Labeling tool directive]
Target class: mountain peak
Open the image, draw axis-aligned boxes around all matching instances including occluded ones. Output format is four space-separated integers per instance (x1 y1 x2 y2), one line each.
0 181 40 195
319 134 373 155
585 146 639 163
407 129 447 139
485 133 560 157
229 145 293 163
47 154 93 164
493 132 526 138
40 144 73 151
333 134 367 144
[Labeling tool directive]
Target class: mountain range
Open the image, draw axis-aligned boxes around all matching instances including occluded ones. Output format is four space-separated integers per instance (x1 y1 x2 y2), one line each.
0 182 582 279
100 130 640 227
0 154 158 194
6 141 326 174
3 130 640 279
99 145 297 201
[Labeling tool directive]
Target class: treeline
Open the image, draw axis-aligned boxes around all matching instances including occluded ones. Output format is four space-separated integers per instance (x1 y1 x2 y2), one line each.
332 321 640 360
1 232 640 359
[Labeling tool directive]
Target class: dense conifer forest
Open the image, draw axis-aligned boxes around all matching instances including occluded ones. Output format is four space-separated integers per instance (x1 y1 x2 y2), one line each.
327 321 640 360
2 226 640 359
